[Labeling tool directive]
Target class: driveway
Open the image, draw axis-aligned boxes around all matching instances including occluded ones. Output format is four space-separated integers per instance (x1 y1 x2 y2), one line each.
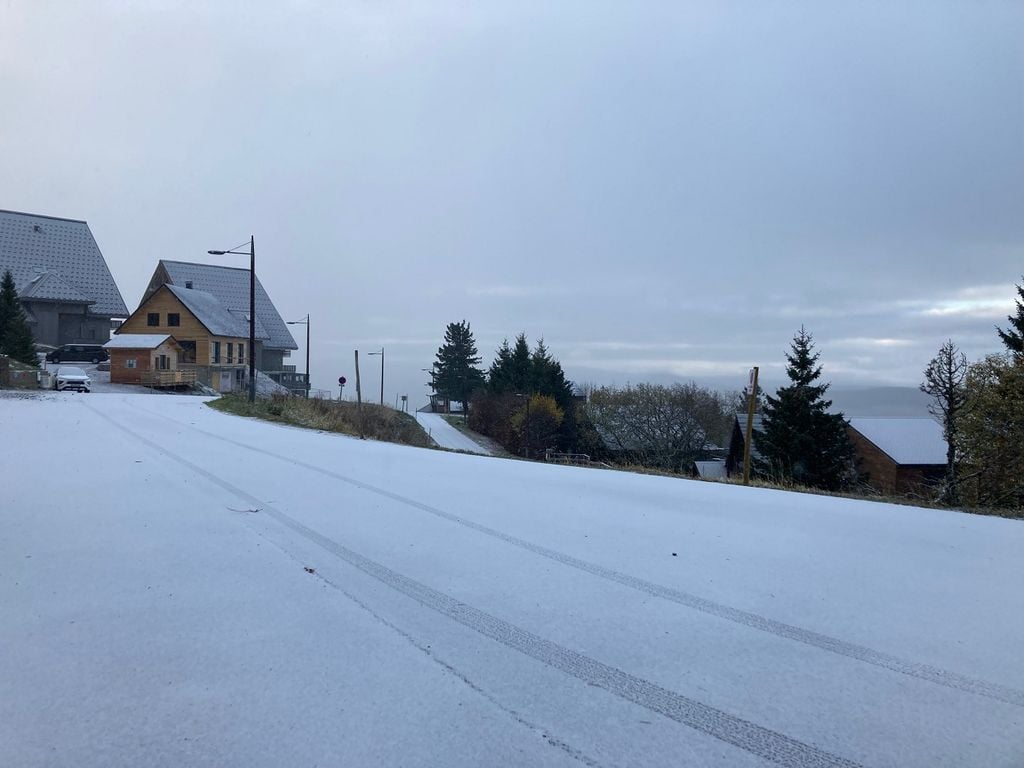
415 410 492 454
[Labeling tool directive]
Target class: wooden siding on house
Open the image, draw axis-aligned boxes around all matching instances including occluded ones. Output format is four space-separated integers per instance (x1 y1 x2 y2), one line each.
118 286 248 366
109 348 152 384
108 338 184 385
847 426 944 496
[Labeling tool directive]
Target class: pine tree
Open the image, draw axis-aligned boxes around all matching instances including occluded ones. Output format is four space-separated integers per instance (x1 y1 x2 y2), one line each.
996 278 1024 356
0 270 16 345
755 327 854 490
509 333 532 393
433 320 485 414
920 340 968 503
487 339 515 393
0 270 37 366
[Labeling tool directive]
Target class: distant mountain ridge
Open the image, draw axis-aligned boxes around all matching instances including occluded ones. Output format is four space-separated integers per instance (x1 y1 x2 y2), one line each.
827 386 933 419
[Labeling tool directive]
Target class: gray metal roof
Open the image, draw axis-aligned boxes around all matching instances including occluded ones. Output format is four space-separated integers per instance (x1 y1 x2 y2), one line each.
158 260 296 351
19 271 95 303
0 209 128 317
164 284 270 340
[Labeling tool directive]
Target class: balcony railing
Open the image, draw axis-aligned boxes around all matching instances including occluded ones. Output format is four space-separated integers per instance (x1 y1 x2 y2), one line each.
141 369 197 388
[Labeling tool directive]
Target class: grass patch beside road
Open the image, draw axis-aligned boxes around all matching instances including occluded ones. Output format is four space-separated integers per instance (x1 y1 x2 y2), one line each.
208 395 432 449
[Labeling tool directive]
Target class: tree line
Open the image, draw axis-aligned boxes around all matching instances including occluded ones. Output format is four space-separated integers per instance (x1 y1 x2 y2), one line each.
429 321 735 464
919 278 1024 509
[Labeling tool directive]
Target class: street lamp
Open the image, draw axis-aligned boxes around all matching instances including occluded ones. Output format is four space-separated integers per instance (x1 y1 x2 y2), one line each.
286 314 310 397
208 236 256 403
367 347 384 405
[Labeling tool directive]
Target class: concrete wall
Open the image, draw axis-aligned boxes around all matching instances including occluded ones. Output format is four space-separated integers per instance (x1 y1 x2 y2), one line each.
23 300 110 347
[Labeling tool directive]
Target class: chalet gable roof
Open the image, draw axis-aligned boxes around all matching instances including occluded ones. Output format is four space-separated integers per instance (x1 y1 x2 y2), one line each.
0 209 128 317
149 260 296 351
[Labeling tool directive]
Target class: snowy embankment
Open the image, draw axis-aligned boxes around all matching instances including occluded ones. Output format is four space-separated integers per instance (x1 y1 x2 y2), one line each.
415 410 492 454
2 392 1023 768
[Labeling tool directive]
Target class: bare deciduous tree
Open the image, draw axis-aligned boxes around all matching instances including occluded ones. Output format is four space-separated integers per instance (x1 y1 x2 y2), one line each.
586 383 731 472
920 339 968 503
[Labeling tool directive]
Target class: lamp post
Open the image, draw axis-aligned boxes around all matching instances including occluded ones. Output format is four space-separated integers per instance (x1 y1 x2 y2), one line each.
286 315 310 397
208 236 255 402
367 347 384 405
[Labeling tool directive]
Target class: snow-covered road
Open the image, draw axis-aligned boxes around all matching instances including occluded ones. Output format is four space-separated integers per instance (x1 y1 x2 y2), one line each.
3 393 1023 767
415 410 493 454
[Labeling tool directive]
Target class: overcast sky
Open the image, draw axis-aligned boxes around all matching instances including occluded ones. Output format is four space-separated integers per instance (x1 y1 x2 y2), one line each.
2 1 1022 405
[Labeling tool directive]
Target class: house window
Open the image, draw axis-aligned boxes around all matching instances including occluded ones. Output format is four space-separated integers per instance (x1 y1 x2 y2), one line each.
238 343 245 363
227 342 234 363
212 341 221 364
179 340 196 363
147 313 160 327
125 358 137 369
156 355 169 370
168 313 180 327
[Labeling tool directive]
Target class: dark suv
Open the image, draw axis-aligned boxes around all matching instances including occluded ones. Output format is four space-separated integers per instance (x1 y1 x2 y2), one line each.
45 344 108 364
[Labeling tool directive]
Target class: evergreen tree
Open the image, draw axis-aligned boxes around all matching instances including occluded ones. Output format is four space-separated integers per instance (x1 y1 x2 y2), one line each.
755 327 854 490
996 278 1024 356
433 320 485 413
509 333 532 393
0 270 16 345
0 270 36 366
487 339 515 393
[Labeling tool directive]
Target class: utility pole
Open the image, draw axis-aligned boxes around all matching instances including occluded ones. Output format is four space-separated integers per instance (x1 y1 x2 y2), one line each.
354 350 364 438
742 366 759 486
367 347 384 405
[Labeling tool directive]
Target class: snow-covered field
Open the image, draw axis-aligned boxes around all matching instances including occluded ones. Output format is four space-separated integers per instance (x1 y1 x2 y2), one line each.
2 393 1022 768
415 411 493 454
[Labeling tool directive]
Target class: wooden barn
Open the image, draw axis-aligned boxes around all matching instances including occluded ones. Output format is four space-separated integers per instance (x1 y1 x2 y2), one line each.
847 418 947 496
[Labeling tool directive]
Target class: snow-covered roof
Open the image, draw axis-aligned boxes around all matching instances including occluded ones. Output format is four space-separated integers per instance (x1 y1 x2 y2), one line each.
155 260 296 351
0 209 128 317
164 284 269 340
104 334 178 350
848 418 947 466
19 270 95 304
695 460 727 479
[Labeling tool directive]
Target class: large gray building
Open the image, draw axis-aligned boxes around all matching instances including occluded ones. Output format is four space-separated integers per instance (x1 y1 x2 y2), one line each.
141 260 298 375
0 209 128 348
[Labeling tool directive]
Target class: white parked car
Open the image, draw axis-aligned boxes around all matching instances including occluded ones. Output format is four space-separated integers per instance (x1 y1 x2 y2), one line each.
54 366 91 393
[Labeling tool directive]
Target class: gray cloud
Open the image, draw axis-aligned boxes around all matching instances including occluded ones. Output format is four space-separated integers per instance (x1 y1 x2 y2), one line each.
1 1 1021 404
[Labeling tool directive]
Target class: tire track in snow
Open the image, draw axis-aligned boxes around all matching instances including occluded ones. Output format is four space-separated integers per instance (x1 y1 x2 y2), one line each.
89 401 865 768
128 398 1024 709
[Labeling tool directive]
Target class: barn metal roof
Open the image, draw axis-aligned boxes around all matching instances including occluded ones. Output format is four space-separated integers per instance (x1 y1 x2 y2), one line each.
157 260 296 351
0 209 128 317
848 418 947 466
